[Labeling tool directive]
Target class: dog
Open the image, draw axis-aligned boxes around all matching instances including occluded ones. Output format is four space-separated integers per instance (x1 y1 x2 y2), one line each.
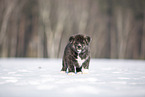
61 34 91 75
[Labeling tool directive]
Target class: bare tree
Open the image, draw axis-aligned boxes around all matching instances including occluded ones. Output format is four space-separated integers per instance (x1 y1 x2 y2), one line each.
0 0 145 59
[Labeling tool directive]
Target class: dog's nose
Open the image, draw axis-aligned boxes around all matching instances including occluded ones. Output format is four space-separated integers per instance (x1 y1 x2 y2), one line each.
78 45 81 49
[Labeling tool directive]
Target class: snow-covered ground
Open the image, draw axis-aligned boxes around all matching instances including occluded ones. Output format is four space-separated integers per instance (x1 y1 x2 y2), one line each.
0 58 145 97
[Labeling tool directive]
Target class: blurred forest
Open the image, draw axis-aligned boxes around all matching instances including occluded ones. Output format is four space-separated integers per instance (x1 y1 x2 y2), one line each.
0 0 145 59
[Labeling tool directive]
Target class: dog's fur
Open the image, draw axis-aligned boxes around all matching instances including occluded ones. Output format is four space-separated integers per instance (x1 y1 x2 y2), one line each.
61 34 91 74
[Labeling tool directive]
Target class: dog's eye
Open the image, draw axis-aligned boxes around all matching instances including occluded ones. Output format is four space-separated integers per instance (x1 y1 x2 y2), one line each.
83 40 86 44
82 42 85 45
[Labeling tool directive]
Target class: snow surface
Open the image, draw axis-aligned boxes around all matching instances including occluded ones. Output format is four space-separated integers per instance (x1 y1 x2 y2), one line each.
0 58 145 97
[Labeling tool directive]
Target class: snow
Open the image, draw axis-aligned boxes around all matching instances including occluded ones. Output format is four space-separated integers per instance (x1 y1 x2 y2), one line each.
0 58 145 97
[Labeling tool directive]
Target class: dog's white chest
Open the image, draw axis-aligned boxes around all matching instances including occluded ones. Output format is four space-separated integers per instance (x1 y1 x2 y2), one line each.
76 55 86 67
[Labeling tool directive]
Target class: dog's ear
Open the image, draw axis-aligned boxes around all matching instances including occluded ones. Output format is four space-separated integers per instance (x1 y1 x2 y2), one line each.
69 35 75 43
85 36 91 45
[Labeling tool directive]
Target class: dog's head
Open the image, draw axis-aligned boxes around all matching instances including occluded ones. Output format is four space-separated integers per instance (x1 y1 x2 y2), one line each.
69 34 91 53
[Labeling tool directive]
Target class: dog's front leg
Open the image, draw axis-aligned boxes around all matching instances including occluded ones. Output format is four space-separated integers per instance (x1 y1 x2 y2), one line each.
67 62 75 75
82 57 90 74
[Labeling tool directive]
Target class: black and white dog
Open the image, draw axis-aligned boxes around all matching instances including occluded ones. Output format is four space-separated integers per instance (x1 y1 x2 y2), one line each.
61 34 91 75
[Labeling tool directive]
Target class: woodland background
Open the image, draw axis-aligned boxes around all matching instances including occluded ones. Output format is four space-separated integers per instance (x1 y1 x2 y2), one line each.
0 0 145 59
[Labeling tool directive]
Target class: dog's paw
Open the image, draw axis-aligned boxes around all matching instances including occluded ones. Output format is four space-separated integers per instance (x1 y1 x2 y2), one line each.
82 69 89 74
77 72 82 74
68 72 75 75
60 71 66 73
